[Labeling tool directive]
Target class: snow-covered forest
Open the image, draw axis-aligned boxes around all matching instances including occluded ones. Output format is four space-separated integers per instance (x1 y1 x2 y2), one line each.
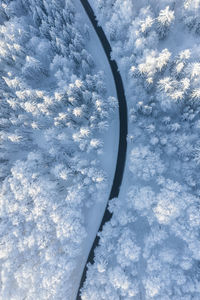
1 0 200 299
81 0 200 299
0 0 117 299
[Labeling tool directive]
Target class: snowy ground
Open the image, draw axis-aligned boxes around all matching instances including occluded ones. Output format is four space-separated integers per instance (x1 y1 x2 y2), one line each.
70 1 119 299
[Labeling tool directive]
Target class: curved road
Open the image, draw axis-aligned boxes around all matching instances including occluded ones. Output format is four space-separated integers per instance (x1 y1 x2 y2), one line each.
77 1 128 299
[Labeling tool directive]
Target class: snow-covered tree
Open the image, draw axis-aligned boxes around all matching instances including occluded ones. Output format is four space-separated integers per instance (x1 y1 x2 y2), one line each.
156 6 175 38
129 145 165 181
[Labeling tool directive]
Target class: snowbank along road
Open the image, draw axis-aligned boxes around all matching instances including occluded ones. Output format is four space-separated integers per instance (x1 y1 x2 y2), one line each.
76 0 128 299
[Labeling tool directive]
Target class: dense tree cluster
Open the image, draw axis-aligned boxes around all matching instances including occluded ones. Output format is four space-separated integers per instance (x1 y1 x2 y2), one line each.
0 1 117 299
82 0 200 298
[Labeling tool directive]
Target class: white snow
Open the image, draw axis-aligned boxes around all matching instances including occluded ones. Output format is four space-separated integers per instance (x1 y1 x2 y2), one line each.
0 1 119 299
81 0 200 299
68 1 119 299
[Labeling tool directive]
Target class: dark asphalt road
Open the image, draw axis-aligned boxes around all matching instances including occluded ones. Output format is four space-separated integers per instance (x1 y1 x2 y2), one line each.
76 1 128 299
